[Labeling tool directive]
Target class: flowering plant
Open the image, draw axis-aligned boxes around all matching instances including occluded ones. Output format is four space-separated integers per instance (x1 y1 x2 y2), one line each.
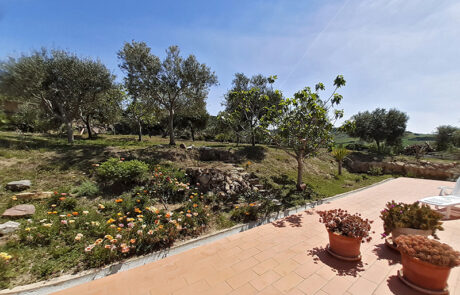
317 209 373 242
395 235 460 268
380 201 443 238
230 203 259 222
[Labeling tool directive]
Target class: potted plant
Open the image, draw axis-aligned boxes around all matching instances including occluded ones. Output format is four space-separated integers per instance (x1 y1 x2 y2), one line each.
395 235 460 292
380 201 443 243
318 209 373 261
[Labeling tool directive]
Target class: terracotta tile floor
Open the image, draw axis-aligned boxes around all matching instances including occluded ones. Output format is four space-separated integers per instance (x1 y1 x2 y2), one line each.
53 178 460 295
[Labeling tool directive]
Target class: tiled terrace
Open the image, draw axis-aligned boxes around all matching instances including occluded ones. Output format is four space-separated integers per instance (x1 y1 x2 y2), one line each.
54 177 460 295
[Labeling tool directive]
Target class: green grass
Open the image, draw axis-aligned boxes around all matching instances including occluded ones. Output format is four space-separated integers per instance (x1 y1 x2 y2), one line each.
333 131 436 147
0 131 399 288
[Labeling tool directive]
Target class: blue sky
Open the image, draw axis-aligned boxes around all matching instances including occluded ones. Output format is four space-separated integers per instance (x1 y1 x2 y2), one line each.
1 0 459 133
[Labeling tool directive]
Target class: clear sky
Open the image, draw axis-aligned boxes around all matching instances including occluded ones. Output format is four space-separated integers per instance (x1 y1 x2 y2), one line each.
1 0 459 133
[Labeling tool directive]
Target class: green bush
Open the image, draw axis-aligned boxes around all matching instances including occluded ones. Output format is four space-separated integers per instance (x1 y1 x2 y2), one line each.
72 181 99 197
0 253 12 289
368 166 383 176
380 201 444 238
96 158 149 187
230 203 259 222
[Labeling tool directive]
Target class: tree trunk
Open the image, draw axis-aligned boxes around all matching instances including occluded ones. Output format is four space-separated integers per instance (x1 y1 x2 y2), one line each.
251 128 255 147
236 133 240 147
376 140 380 152
85 115 93 139
137 120 142 141
296 155 303 190
65 121 74 143
169 108 175 145
190 125 195 141
338 161 342 175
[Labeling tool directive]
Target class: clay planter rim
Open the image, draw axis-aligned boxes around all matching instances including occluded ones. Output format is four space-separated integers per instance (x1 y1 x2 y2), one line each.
391 227 432 240
400 252 452 271
400 251 452 292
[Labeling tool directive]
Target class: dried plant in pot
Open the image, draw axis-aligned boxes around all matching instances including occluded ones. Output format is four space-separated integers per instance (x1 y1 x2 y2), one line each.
395 235 460 293
318 209 373 261
380 201 443 246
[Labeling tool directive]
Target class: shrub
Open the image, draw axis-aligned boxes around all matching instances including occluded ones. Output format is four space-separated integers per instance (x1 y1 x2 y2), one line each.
72 181 99 197
96 158 149 187
230 203 259 223
368 166 383 176
395 235 460 268
317 209 373 242
380 201 443 238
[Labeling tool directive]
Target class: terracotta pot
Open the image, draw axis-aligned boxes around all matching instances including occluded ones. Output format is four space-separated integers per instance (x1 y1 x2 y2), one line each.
401 252 451 291
327 230 362 258
392 227 431 240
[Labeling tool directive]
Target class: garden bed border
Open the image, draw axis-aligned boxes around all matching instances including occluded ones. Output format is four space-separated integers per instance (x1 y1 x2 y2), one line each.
0 177 395 295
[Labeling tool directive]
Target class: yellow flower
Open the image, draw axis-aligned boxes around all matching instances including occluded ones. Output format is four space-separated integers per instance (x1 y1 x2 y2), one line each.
98 204 105 209
117 212 122 216
11 196 17 201
0 252 12 261
104 235 113 240
107 218 115 224
25 227 31 232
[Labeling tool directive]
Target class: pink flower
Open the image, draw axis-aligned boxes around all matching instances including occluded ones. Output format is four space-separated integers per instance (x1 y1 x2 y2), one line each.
61 220 68 225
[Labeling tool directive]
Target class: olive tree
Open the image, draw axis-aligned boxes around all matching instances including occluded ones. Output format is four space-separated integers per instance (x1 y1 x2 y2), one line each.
344 108 408 152
118 42 217 145
0 49 115 143
261 75 346 190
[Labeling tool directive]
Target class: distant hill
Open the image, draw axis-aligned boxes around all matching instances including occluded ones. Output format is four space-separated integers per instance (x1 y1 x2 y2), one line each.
333 131 435 147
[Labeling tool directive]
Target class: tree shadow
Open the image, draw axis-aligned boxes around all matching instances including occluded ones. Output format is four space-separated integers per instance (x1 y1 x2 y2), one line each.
372 243 400 265
271 174 296 186
307 246 365 277
271 213 303 228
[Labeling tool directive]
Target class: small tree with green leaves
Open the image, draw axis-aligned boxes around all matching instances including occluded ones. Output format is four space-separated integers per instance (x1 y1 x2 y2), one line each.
261 75 346 190
331 146 351 175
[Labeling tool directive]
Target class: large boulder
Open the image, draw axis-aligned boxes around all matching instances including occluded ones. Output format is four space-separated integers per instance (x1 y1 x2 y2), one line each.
5 180 31 191
0 221 20 235
2 204 35 218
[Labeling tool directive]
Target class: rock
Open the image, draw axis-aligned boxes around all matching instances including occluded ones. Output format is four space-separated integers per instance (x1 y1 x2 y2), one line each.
186 145 194 150
0 221 20 235
5 180 31 191
2 204 35 218
179 143 186 149
15 191 54 200
198 174 211 185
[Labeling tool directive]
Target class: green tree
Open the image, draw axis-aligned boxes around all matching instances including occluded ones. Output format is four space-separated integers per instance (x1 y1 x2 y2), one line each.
435 125 459 151
118 42 217 145
118 41 161 141
344 108 408 152
331 146 351 175
0 49 116 143
176 106 209 141
224 73 282 146
79 85 124 139
261 75 346 190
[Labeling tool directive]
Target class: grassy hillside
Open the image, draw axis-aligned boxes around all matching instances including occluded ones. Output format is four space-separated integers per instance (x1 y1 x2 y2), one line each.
333 131 436 147
0 131 390 202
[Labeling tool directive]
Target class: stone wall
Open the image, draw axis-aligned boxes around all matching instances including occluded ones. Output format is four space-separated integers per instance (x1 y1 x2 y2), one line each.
345 159 459 180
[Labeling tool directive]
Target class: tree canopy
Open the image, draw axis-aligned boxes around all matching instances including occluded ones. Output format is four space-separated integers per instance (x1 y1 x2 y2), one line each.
0 49 117 142
344 108 408 151
118 42 218 144
261 75 346 190
222 73 282 146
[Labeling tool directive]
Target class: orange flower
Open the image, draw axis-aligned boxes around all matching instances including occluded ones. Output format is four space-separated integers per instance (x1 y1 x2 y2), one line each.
159 225 164 229
143 190 147 193
249 203 255 207
187 210 191 213
115 199 123 203
189 195 194 199
130 239 136 244
136 199 141 203
134 208 142 213
67 213 72 217
72 212 79 216
193 204 198 208
59 197 66 201
165 213 171 218
117 227 122 232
